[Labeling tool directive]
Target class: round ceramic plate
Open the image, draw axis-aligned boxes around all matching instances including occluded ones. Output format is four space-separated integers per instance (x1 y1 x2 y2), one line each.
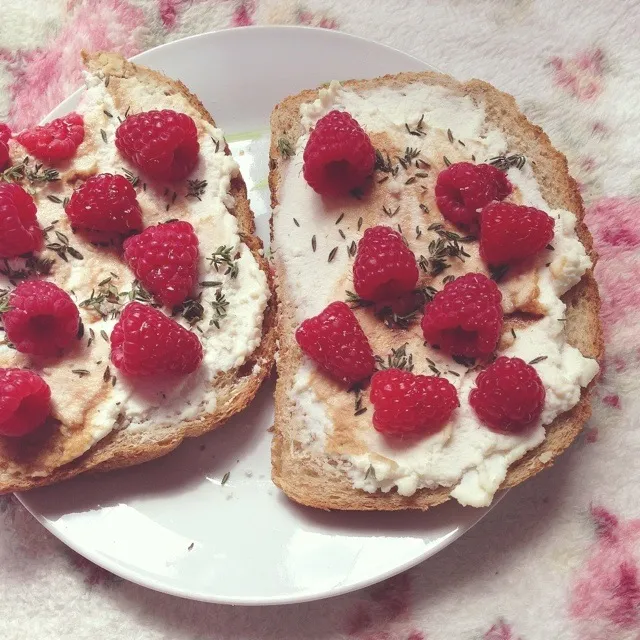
17 26 498 605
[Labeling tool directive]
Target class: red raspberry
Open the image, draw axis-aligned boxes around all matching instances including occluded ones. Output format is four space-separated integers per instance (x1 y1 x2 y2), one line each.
124 221 199 308
0 123 11 144
476 163 512 200
16 113 84 162
0 125 10 171
295 301 375 385
303 110 375 197
0 183 43 258
421 273 502 358
435 162 512 228
370 368 459 437
115 110 200 181
353 226 419 301
0 142 9 171
469 356 546 433
66 173 143 235
4 281 79 357
480 202 555 266
111 302 203 376
0 368 51 437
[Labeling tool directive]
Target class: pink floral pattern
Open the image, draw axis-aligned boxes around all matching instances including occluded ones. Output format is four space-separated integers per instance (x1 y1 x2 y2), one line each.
586 197 640 258
570 507 640 638
483 620 523 640
549 48 605 101
345 574 425 640
584 197 640 349
232 0 257 26
7 0 145 131
0 495 17 520
66 550 122 588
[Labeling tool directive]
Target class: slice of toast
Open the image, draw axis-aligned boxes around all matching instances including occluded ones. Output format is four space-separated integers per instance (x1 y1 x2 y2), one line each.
269 72 603 510
0 52 276 493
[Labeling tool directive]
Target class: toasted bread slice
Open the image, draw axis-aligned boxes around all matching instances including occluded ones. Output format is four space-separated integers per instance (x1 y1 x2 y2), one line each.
0 52 276 493
269 71 603 510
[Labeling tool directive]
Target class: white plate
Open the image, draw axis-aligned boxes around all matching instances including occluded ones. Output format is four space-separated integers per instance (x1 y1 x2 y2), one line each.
17 26 499 605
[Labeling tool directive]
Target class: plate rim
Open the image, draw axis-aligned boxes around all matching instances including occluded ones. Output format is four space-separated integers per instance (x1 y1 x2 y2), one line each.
15 25 498 606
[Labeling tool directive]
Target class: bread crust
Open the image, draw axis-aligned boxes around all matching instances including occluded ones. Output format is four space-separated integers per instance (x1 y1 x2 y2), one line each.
0 51 276 493
269 71 603 511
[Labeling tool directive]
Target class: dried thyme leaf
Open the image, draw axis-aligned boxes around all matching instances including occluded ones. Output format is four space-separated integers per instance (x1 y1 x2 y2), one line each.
345 290 374 309
489 154 526 171
187 179 207 200
375 343 414 371
490 264 509 282
277 137 294 157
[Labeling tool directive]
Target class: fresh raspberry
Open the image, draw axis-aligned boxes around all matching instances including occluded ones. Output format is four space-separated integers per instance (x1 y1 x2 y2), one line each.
110 302 203 376
0 123 11 144
0 125 10 171
65 173 143 235
0 183 43 258
0 369 51 437
421 273 502 358
370 368 459 437
16 113 84 162
476 163 512 200
469 356 546 433
435 162 512 228
0 142 9 171
124 221 199 308
3 281 79 357
303 110 375 197
353 226 419 301
115 110 200 181
295 301 375 385
480 202 555 266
